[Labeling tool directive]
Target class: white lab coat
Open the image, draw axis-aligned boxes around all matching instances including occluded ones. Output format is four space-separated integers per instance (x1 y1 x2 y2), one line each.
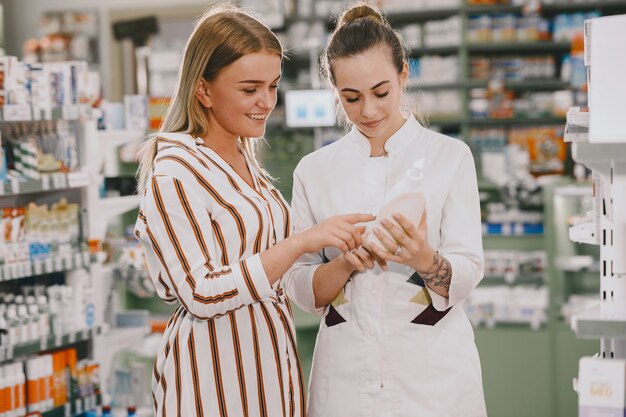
284 115 487 417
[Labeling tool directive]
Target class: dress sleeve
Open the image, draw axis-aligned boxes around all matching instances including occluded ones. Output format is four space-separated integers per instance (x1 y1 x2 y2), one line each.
282 164 326 317
429 149 485 311
139 174 274 319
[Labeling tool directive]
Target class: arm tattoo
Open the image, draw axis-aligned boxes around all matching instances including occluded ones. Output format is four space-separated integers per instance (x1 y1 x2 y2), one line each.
420 253 452 290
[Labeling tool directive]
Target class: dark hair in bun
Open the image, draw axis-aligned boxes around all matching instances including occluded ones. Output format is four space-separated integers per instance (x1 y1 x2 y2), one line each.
321 3 407 85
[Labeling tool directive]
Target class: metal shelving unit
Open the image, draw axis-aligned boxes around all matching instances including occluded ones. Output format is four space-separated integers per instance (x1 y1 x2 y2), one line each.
0 326 104 363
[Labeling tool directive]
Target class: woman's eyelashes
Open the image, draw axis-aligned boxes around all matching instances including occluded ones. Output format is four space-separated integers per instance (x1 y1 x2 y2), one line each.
242 84 279 95
344 91 390 103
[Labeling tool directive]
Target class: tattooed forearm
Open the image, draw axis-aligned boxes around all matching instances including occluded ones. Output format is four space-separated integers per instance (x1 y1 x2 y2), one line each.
420 252 452 290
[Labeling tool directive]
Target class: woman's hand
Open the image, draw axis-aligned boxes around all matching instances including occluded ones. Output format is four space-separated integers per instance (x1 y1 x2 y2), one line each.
368 210 436 272
293 213 375 255
341 246 388 273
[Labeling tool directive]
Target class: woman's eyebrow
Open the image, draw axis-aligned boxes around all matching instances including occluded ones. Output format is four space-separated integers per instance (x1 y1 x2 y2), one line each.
341 80 390 93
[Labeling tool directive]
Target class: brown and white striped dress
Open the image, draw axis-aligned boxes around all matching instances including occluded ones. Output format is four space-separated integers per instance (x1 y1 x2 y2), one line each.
134 132 305 417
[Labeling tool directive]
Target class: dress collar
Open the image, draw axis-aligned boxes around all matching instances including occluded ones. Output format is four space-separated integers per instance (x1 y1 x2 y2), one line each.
348 114 422 158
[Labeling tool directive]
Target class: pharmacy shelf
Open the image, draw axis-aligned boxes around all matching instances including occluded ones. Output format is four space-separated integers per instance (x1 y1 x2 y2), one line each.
468 116 566 126
387 7 459 23
482 273 545 285
408 81 466 91
571 304 626 340
542 0 626 13
0 171 90 197
427 117 464 129
0 251 104 282
0 105 97 123
410 45 460 55
467 41 572 54
464 4 523 14
0 326 104 363
42 394 102 417
466 79 571 90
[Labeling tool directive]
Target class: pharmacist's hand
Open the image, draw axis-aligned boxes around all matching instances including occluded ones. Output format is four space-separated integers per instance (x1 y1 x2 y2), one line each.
341 246 388 273
295 214 375 255
369 210 434 270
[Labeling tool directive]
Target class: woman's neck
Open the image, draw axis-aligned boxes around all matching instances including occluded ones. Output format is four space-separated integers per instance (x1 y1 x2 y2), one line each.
200 117 241 159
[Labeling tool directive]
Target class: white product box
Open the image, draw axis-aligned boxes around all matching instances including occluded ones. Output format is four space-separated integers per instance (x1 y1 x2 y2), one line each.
579 357 626 417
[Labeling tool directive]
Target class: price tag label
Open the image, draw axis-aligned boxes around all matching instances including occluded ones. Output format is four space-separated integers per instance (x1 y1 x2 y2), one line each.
45 258 54 273
11 264 20 279
34 261 43 276
54 256 63 271
42 174 51 190
22 263 32 277
10 177 20 194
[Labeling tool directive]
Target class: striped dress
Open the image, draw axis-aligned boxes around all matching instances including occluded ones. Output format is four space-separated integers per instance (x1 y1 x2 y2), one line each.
134 133 305 417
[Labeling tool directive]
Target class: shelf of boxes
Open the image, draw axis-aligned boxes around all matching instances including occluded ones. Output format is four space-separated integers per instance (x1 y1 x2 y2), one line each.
42 395 102 417
0 325 104 363
0 251 103 282
0 171 90 196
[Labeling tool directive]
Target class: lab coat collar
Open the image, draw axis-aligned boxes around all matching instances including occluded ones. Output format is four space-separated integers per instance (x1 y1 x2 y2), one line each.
349 114 422 158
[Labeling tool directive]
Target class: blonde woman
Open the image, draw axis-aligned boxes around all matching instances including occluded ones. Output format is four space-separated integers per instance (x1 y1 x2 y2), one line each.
284 3 486 417
134 4 373 416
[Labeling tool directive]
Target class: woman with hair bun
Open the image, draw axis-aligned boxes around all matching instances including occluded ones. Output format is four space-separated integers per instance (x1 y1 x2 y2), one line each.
284 3 487 416
134 4 374 416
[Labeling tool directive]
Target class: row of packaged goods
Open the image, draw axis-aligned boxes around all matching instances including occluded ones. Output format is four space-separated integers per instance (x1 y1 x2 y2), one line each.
0 57 99 121
408 51 584 86
297 10 598 53
281 14 463 55
464 285 548 330
0 278 96 353
468 11 598 43
407 90 574 126
469 87 579 119
0 198 87 266
470 54 587 88
0 55 154 130
483 250 546 282
0 348 101 416
292 0 460 18
0 124 80 184
470 126 567 178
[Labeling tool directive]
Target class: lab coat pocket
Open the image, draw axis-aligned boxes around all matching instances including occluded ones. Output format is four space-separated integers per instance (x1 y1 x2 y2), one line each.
308 319 363 417
426 327 486 417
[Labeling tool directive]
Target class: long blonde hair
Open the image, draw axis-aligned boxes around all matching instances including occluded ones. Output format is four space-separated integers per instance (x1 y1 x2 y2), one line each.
136 3 283 193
